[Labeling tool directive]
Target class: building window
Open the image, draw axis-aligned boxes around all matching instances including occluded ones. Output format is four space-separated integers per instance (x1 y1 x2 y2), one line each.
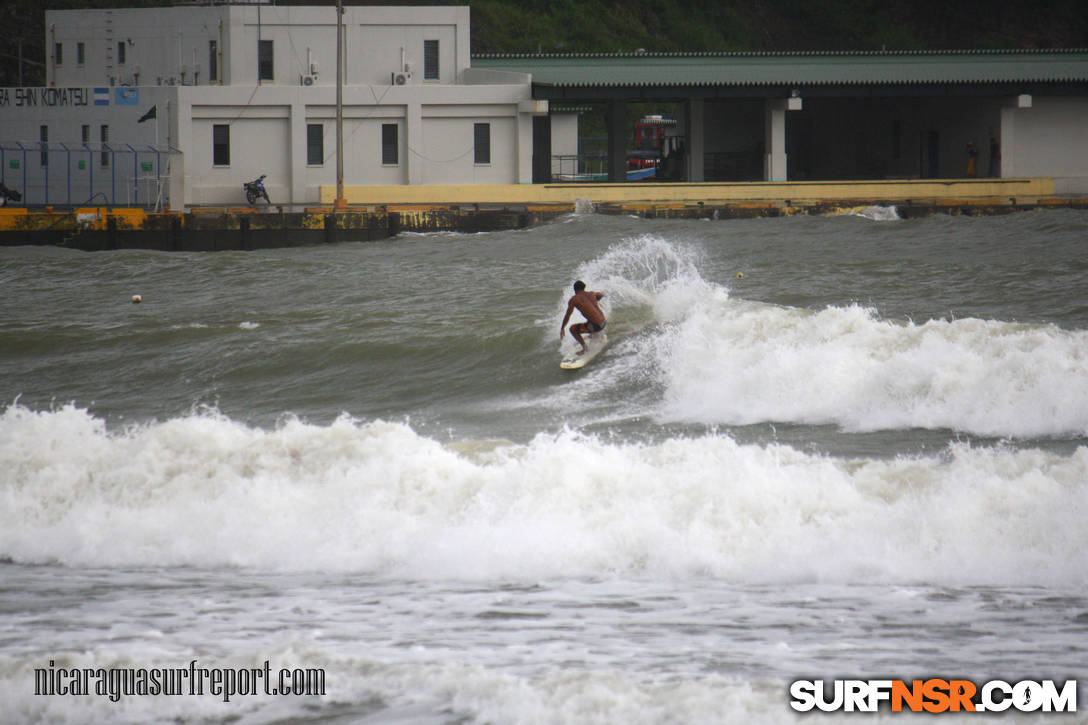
209 40 218 84
117 41 126 65
213 124 230 166
473 123 490 164
258 39 274 81
40 126 48 167
423 39 439 80
307 124 324 165
77 42 85 66
81 125 90 144
382 124 398 165
100 125 109 167
55 43 63 65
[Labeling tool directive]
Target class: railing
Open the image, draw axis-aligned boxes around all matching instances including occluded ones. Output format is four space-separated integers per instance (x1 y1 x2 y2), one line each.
551 154 609 182
0 141 181 210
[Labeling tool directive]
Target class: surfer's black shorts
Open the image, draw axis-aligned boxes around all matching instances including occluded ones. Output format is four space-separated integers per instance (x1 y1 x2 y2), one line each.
584 321 605 333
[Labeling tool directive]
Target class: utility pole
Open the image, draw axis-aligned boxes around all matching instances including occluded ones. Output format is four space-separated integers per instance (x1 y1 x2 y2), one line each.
333 0 347 211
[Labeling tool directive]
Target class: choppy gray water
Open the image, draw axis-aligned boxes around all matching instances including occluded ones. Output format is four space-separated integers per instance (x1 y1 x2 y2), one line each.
2 208 1087 723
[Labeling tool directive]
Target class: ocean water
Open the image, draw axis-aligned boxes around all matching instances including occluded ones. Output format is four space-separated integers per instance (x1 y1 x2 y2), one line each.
1 207 1087 724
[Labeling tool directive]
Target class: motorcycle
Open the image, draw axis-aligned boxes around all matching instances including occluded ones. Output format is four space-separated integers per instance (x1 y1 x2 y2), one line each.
0 182 21 207
243 175 270 205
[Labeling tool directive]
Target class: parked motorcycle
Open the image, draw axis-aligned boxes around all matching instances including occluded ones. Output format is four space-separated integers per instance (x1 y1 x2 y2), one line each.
243 175 270 205
0 182 21 206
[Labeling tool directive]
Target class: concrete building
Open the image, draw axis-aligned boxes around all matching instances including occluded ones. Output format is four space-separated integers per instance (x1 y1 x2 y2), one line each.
476 50 1088 194
2 6 1085 210
0 4 545 208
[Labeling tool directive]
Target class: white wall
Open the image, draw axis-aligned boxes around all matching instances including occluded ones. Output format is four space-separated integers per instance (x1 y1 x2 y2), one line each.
46 5 471 90
47 7 228 88
550 113 579 176
418 114 517 184
1005 97 1088 193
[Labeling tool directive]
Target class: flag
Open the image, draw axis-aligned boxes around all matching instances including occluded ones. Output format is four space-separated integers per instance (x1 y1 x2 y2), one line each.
93 88 109 106
115 87 139 106
138 105 157 123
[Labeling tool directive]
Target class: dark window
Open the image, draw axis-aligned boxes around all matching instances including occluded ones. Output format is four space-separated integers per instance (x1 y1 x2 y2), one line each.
117 41 126 65
209 40 218 84
77 42 85 65
423 39 439 80
307 124 324 165
213 124 230 166
100 125 109 167
382 124 398 165
81 125 90 144
473 123 490 164
40 126 48 167
258 40 274 81
55 43 63 65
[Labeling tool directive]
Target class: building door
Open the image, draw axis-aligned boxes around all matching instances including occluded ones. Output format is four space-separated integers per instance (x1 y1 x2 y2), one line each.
532 116 552 184
921 131 940 178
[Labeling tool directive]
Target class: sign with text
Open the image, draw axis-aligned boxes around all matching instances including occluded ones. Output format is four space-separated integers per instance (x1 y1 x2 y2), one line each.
0 88 91 108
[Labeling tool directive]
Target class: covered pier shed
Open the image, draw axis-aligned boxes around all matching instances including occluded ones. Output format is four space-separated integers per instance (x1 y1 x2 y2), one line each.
473 49 1088 194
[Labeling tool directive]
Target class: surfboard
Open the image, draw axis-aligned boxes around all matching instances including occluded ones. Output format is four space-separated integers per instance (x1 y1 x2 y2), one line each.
560 333 607 370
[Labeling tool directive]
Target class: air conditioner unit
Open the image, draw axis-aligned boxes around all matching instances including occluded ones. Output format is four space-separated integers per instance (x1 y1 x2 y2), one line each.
301 74 316 86
393 71 411 86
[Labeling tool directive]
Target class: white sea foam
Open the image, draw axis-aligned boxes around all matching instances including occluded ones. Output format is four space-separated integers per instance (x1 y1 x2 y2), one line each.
556 233 1088 438
658 298 1088 438
2 404 1085 585
852 204 901 221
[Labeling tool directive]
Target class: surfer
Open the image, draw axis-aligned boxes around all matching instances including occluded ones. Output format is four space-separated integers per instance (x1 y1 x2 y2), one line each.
560 280 606 355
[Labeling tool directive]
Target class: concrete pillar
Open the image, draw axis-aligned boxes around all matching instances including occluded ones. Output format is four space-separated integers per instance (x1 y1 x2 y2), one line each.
1000 94 1031 178
517 111 533 184
406 100 423 185
764 99 787 182
289 100 307 204
517 100 546 184
169 96 188 210
607 100 627 182
685 98 704 182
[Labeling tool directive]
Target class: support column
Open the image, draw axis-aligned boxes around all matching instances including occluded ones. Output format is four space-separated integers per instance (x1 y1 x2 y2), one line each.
517 112 533 184
289 100 307 204
685 98 704 182
516 100 546 184
405 100 423 185
607 100 627 182
764 99 787 182
999 94 1031 178
169 96 188 210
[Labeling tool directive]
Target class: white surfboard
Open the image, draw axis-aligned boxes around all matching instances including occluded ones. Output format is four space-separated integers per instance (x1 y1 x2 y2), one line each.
560 332 607 370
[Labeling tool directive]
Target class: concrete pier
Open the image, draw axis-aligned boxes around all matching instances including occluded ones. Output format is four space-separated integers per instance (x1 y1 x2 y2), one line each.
1 178 1083 251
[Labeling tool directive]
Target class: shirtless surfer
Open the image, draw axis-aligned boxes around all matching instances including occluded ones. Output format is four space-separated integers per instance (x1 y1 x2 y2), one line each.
560 280 606 355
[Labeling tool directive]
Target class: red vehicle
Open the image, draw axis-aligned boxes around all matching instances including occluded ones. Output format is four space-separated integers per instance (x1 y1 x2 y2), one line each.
628 115 680 178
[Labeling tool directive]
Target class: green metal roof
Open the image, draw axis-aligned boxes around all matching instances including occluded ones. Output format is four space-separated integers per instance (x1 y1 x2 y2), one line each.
472 49 1088 87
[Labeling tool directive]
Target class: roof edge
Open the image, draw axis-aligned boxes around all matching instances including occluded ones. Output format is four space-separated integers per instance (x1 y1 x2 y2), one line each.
474 48 1088 60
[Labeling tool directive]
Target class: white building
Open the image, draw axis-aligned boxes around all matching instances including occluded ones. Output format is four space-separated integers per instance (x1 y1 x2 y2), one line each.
0 4 546 208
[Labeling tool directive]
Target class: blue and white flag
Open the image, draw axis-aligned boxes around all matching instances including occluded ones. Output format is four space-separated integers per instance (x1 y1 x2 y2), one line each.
93 88 109 106
115 88 139 106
